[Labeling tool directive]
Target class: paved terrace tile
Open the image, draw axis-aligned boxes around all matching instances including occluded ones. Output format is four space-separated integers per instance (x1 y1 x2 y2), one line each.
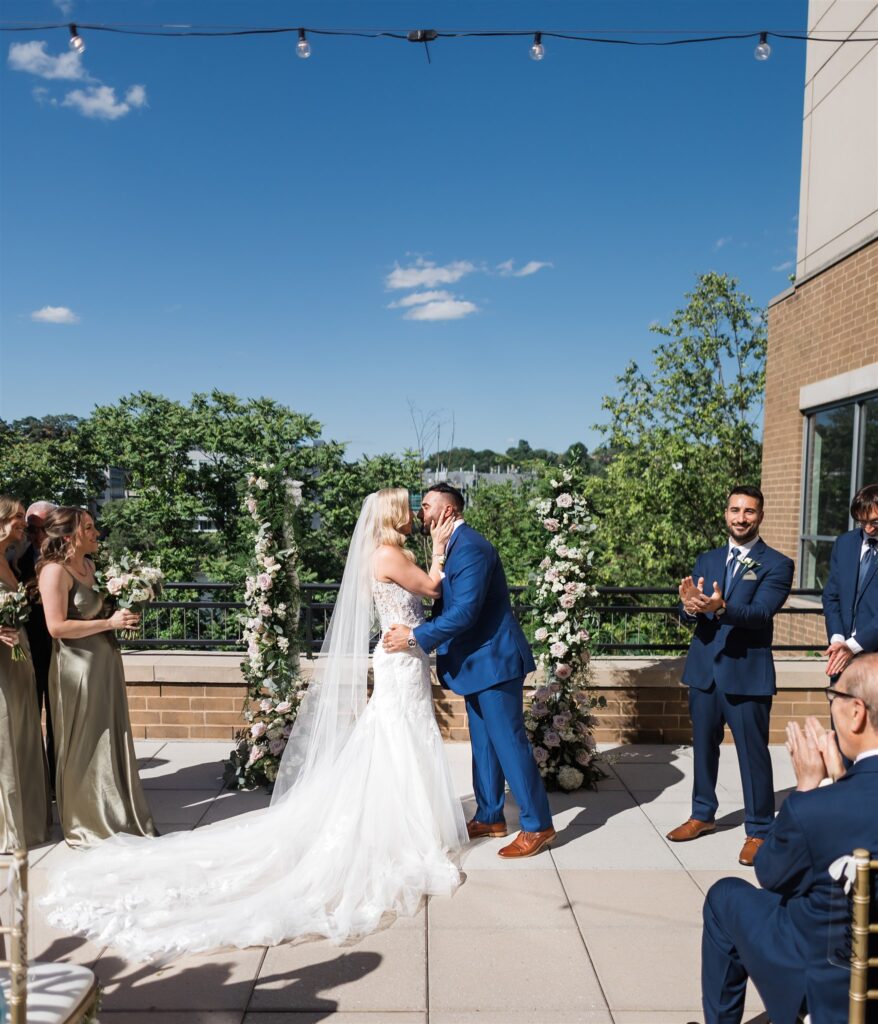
3 740 798 1022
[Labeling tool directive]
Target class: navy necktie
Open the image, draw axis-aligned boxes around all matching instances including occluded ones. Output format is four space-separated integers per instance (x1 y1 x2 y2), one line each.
856 538 878 598
724 547 740 595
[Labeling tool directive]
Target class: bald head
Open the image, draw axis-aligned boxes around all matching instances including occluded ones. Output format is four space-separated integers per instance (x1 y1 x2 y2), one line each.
841 654 878 731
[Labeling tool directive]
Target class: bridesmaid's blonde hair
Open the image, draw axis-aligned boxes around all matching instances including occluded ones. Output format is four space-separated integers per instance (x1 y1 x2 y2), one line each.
0 495 24 547
374 488 415 562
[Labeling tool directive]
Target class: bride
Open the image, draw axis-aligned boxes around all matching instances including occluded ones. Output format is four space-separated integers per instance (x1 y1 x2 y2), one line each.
41 488 468 961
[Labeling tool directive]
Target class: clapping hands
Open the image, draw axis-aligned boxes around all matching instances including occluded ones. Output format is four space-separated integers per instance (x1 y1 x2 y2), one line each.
785 716 846 791
679 575 725 615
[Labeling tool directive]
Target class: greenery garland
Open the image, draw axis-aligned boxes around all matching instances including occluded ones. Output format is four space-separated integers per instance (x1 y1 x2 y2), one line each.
525 467 606 791
224 465 303 789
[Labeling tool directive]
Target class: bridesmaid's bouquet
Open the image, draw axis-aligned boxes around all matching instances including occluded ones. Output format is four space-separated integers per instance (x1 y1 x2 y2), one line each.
0 584 31 662
100 553 165 640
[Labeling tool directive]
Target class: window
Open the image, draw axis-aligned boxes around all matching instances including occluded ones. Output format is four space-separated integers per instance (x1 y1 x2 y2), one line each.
800 393 878 588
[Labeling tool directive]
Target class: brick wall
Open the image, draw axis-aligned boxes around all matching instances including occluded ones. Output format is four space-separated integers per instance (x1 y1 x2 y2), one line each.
761 238 878 570
121 653 829 748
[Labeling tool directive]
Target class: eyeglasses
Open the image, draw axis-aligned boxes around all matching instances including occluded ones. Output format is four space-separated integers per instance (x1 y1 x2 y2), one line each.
856 517 878 530
823 686 871 711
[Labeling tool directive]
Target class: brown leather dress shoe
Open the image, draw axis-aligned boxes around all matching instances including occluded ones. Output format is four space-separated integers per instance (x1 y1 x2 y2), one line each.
497 827 556 858
467 819 508 840
665 818 717 842
738 836 764 866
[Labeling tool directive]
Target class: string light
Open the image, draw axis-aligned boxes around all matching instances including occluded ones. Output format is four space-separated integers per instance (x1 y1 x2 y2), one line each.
296 28 310 59
529 31 545 61
67 22 85 54
754 31 771 61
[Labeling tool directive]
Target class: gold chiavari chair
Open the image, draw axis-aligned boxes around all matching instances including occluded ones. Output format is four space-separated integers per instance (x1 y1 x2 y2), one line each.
0 850 100 1024
850 848 878 1024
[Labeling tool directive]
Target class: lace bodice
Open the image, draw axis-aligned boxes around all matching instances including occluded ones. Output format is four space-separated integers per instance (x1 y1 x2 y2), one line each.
372 581 426 632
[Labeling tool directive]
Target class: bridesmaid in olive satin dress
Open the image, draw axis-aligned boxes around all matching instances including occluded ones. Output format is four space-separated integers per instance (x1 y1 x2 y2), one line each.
38 507 156 849
0 497 51 851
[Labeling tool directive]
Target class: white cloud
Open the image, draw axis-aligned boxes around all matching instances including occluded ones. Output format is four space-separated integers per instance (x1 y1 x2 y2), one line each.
771 259 794 272
125 84 148 108
386 259 475 290
32 86 52 105
8 40 88 81
53 0 74 14
713 236 732 250
404 299 478 322
497 259 553 277
31 305 80 324
388 290 454 309
62 84 146 120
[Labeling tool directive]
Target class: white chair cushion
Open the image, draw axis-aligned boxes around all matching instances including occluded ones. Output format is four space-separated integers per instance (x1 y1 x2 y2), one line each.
1 961 97 1024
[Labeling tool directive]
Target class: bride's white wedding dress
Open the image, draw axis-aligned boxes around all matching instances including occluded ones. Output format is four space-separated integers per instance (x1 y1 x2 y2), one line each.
41 580 467 961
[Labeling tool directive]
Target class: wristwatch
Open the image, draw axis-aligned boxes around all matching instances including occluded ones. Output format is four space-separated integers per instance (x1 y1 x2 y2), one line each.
715 602 727 617
406 632 418 649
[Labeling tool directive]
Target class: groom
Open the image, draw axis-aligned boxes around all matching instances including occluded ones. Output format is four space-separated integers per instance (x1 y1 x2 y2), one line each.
383 482 555 857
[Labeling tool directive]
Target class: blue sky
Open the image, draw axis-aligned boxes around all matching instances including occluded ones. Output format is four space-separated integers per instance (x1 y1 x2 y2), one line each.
0 0 807 458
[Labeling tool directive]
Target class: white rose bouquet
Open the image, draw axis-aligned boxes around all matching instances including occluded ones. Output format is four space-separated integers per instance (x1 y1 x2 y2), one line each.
99 552 164 640
0 584 31 662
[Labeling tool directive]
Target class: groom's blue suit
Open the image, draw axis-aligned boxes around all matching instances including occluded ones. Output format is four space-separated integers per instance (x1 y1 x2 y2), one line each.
413 523 552 832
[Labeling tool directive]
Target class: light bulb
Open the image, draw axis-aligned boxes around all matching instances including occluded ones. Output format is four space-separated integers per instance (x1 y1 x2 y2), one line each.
754 32 771 61
529 32 544 61
296 29 311 59
68 24 85 55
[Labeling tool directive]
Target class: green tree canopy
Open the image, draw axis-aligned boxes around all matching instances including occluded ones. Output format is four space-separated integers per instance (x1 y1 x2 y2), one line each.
586 271 766 585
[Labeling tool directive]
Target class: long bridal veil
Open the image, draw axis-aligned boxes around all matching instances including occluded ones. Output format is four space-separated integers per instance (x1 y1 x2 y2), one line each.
41 492 464 961
272 492 379 801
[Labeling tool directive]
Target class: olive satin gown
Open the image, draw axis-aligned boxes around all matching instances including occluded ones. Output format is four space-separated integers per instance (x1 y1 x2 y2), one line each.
0 580 51 851
50 575 156 848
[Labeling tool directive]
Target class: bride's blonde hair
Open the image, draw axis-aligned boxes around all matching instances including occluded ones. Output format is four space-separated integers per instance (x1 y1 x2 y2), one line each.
374 487 415 562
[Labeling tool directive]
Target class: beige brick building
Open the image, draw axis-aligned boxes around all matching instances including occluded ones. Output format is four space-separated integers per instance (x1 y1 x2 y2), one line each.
760 0 878 652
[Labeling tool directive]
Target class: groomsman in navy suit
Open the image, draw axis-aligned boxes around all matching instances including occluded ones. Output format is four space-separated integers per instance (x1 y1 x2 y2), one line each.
383 483 555 858
822 483 878 679
701 654 878 1024
667 486 794 866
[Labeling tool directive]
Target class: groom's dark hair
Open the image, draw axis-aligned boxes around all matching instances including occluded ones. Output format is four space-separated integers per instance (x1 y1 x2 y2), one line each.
425 482 465 513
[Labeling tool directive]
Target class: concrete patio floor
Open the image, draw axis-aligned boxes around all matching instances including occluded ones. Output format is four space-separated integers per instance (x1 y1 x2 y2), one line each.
7 740 795 1023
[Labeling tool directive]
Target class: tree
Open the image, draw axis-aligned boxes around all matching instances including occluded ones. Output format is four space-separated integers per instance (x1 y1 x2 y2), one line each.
464 479 546 587
0 415 104 507
586 272 766 586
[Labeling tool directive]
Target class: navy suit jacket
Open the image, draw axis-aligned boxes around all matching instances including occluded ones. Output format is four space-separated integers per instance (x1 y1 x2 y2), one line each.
681 538 794 696
823 528 878 652
754 756 878 1024
412 523 536 697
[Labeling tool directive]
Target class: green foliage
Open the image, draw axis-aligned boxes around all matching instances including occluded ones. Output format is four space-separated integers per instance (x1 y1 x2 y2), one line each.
464 478 546 587
431 440 599 475
0 391 422 586
586 271 766 586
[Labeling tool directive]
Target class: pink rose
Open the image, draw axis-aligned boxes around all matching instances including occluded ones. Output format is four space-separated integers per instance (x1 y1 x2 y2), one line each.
532 746 549 764
259 699 273 712
257 573 272 591
556 493 573 508
544 730 561 748
543 518 560 532
554 663 572 680
275 700 292 714
250 722 267 738
106 577 125 596
560 594 576 609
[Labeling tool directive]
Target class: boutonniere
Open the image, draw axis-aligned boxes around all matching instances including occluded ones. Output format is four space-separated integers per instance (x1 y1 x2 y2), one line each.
736 555 759 572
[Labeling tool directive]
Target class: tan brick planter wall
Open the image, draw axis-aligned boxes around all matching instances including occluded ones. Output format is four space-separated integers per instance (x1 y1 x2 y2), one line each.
121 653 829 747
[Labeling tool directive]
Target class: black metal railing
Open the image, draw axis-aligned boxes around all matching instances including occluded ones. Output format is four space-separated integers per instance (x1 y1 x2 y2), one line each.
123 583 825 655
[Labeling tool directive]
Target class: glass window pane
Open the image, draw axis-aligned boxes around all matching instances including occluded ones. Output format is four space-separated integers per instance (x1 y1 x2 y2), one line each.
859 397 878 488
800 538 834 590
803 405 855 537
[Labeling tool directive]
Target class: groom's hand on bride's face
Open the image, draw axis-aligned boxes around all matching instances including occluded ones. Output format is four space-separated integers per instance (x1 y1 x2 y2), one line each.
383 624 411 653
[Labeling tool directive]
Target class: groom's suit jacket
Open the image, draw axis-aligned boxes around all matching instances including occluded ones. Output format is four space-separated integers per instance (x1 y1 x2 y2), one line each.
681 538 793 696
413 523 535 696
823 528 878 653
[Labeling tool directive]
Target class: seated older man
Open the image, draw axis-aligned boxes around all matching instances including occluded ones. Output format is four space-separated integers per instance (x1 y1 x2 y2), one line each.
701 653 878 1024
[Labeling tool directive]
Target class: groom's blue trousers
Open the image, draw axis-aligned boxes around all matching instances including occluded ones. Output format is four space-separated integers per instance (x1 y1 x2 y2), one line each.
465 677 552 833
